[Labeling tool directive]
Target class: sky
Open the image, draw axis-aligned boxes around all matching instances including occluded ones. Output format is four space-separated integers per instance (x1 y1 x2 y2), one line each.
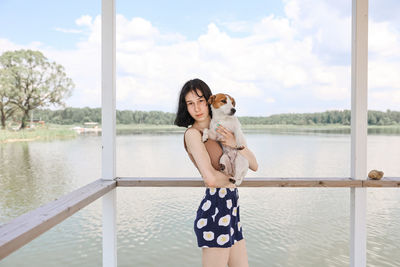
0 0 400 116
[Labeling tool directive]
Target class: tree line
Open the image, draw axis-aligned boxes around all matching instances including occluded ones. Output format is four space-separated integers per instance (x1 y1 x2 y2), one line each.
240 110 400 125
25 107 400 126
32 107 176 125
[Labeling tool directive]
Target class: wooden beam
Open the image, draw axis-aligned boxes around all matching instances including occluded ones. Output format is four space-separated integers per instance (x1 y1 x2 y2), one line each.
116 177 362 187
116 177 400 188
363 177 400 187
0 179 116 260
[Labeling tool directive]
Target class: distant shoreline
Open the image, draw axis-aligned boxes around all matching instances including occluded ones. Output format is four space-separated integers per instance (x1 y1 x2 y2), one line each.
1 124 400 143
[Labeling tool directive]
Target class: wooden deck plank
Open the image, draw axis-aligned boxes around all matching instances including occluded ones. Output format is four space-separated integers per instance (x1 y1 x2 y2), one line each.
0 179 116 260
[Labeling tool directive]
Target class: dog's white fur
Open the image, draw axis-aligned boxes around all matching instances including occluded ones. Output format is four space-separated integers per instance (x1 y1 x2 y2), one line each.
202 94 249 186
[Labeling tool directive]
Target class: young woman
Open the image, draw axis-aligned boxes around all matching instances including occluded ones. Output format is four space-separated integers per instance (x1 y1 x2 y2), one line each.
174 79 258 267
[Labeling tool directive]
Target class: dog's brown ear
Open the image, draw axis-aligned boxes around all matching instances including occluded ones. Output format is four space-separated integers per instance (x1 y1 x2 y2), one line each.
227 94 236 107
208 95 216 105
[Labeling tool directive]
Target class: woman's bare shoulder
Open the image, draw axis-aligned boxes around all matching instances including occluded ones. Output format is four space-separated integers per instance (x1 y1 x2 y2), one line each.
184 127 202 143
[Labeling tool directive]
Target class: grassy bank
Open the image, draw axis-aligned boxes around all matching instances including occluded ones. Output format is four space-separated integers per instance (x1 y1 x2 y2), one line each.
0 124 77 143
116 124 183 133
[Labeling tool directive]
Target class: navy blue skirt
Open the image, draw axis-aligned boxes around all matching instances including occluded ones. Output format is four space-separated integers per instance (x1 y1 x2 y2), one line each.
194 187 244 248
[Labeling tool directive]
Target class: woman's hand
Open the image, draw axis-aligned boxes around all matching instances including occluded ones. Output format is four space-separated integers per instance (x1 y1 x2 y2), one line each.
216 124 258 172
216 124 237 148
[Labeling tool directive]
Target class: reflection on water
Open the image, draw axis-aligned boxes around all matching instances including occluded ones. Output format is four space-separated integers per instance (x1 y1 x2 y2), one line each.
0 132 400 267
368 127 400 135
0 138 100 221
0 143 70 219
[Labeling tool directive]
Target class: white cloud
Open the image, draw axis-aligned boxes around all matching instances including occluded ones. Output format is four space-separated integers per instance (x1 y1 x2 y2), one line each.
1 0 400 115
0 39 21 52
76 15 93 28
220 20 251 33
369 20 400 58
369 61 400 89
0 38 42 53
369 90 400 111
284 0 301 21
54 28 83 34
253 15 295 41
53 15 93 36
265 97 276 103
284 0 351 56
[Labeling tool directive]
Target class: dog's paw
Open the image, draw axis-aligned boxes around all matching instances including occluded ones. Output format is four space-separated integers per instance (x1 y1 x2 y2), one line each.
216 134 223 142
234 177 243 186
202 128 209 143
235 142 245 150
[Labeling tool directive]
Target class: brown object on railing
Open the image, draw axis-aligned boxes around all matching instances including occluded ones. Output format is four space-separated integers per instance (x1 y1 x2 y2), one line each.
368 170 384 180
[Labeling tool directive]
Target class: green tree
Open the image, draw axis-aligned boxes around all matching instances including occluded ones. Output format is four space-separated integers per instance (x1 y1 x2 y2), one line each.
0 50 74 129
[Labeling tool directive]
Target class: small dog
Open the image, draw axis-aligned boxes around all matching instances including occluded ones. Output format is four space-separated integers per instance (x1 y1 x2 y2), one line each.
202 93 249 186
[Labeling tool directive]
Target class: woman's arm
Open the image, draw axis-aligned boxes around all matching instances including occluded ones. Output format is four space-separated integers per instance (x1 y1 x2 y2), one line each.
238 146 258 171
216 125 258 172
185 128 234 187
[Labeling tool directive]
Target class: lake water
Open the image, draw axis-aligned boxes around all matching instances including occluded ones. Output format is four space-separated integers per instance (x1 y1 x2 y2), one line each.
0 130 400 266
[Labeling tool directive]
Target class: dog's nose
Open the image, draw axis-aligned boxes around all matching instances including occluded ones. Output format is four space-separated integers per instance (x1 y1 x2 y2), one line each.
230 108 236 115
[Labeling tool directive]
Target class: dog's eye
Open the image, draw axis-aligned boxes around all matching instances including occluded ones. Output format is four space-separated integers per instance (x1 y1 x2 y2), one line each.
221 100 227 104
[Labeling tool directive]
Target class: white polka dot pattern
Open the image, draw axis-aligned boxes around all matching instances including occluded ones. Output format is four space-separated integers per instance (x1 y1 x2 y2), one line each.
195 188 243 248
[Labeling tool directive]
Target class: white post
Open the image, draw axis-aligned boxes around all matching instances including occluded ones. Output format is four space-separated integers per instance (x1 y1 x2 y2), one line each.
101 0 117 267
350 0 368 266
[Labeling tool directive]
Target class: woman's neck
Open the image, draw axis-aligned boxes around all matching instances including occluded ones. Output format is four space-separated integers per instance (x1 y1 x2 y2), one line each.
192 116 211 130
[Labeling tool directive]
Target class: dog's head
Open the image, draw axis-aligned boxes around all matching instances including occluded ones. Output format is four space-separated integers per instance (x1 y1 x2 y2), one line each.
208 93 236 116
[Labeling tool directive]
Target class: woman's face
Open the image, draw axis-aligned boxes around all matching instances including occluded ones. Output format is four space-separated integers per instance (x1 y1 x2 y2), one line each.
185 89 209 122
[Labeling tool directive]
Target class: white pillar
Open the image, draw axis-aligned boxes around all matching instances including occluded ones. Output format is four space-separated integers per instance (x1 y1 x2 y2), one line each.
350 0 368 266
102 190 117 267
101 0 117 266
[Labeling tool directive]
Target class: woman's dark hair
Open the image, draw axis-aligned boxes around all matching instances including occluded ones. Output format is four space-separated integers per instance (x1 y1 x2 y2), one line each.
174 78 213 127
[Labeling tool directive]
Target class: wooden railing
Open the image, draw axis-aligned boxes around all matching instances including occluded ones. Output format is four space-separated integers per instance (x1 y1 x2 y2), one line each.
0 179 116 260
1 176 399 261
117 177 400 187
